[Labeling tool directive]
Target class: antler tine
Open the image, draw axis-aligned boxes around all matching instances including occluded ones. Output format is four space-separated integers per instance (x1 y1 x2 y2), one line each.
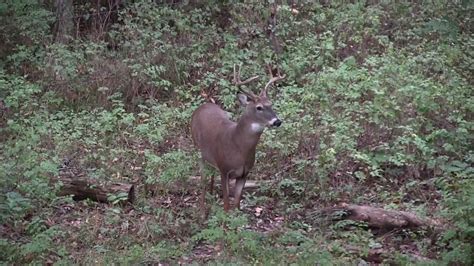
233 64 259 98
262 64 286 96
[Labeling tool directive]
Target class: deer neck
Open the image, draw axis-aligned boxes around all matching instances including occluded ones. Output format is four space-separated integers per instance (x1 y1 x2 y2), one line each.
232 113 264 155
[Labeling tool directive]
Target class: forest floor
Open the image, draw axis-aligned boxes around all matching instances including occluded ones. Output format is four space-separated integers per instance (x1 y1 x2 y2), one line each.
36 165 444 264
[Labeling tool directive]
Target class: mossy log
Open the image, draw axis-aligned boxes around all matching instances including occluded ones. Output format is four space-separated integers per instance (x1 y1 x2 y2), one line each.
188 176 268 197
56 176 135 203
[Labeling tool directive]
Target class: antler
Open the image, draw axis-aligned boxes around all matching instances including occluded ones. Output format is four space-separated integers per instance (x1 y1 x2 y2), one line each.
261 64 286 97
233 64 259 98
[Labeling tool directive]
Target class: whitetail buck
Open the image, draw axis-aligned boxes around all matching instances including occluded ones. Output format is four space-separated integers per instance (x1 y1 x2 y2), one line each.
191 65 285 211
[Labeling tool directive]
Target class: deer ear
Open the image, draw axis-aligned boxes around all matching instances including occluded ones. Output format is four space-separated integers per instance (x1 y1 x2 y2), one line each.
238 93 253 106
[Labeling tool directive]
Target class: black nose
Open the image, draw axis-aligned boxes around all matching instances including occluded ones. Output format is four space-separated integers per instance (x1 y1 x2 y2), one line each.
273 119 282 127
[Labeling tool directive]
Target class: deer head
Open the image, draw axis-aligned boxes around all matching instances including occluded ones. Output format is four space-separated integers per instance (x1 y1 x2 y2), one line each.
234 64 285 132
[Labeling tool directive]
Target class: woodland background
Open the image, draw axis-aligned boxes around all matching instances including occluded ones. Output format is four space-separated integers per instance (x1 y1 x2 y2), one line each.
0 0 472 264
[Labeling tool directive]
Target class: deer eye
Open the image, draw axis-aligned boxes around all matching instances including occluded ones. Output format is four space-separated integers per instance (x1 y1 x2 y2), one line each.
256 106 263 111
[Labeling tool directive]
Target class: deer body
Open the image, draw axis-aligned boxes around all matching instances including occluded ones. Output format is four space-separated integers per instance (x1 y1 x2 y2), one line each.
192 103 261 174
191 65 285 212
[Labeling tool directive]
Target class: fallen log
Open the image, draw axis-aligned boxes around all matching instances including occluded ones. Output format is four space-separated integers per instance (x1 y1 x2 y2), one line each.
316 203 442 230
188 176 269 197
56 176 135 204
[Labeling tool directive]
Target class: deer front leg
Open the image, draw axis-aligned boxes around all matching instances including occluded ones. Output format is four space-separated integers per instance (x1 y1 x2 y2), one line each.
221 173 230 212
233 177 247 210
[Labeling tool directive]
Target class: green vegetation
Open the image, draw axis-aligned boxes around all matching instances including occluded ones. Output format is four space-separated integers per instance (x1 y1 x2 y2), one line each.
1 0 472 264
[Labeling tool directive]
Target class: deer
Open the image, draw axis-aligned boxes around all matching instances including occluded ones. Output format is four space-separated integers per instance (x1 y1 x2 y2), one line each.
191 64 285 212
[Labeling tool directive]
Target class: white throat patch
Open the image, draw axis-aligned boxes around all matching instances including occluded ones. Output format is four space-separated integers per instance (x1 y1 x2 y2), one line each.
250 123 265 133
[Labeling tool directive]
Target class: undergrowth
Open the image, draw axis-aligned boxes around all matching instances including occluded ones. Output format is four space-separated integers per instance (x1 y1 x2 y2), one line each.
0 0 472 264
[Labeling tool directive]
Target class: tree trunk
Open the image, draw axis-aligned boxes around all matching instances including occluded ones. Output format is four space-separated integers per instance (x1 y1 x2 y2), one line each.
267 3 283 55
54 0 74 43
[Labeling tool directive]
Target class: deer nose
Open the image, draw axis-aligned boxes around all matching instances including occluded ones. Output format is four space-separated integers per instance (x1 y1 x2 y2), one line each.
273 119 282 127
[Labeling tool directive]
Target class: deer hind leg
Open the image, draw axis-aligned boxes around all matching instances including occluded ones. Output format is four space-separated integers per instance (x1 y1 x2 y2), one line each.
221 172 230 212
233 177 247 210
199 159 207 212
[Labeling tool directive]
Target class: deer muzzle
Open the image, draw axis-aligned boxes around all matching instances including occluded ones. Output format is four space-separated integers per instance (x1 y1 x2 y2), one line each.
269 117 282 127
